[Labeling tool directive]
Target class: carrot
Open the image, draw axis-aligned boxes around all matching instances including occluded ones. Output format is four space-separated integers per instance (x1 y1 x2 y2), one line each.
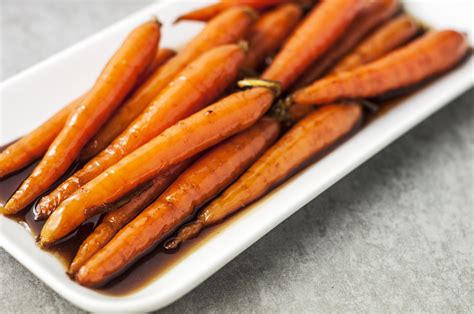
68 161 189 275
1 20 160 215
136 48 176 86
261 0 364 90
331 14 419 73
35 44 247 220
176 0 286 22
0 97 81 179
78 48 177 161
0 49 175 178
164 103 363 249
292 30 469 106
74 117 280 287
242 3 302 71
39 86 277 246
293 0 399 88
77 7 255 162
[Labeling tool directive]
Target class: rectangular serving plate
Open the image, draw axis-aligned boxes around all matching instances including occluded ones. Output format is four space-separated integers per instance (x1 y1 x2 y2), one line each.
0 0 472 312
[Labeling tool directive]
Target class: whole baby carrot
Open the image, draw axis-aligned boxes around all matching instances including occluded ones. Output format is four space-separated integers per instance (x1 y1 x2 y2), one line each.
261 0 364 90
68 161 189 275
293 0 399 88
35 44 246 220
176 0 286 22
39 86 277 246
76 7 255 162
165 103 363 249
0 49 175 177
242 3 302 70
0 97 81 178
74 117 280 287
1 20 160 215
331 14 419 73
291 30 469 106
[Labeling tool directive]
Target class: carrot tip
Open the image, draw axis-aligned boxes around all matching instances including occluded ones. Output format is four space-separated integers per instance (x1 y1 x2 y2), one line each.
150 15 162 27
238 78 282 97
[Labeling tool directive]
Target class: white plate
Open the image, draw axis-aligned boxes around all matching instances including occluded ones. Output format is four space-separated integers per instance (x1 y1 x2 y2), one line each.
0 0 473 312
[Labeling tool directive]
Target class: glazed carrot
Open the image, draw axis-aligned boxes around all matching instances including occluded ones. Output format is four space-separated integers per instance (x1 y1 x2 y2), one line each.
77 7 255 162
242 3 302 70
35 44 247 220
0 49 175 177
68 161 189 275
176 0 286 22
261 0 364 90
165 103 363 249
79 48 176 161
292 30 469 106
137 48 176 85
75 117 280 287
1 20 160 215
331 14 419 73
39 87 276 246
0 97 81 179
294 0 399 88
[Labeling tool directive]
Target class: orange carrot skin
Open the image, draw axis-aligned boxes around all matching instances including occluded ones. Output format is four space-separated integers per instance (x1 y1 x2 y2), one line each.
332 14 419 73
75 117 280 287
1 21 160 215
293 0 399 88
262 0 364 90
242 3 302 70
176 0 286 22
39 87 275 246
199 104 362 225
0 97 81 179
0 48 176 177
136 48 176 86
35 44 246 220
77 7 255 163
79 48 177 161
292 30 469 106
68 161 188 275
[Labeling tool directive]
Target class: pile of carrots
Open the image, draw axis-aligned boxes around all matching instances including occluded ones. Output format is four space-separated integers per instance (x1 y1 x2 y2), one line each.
0 0 469 288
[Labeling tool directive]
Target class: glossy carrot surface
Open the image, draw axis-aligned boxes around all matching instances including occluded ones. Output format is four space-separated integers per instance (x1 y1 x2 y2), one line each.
76 8 255 162
261 0 364 90
293 0 399 88
74 117 280 287
176 0 285 22
36 44 246 220
242 3 302 70
1 20 160 215
68 162 189 275
80 48 176 160
39 87 275 246
331 14 419 73
292 30 469 106
165 103 363 248
0 96 81 179
75 7 255 163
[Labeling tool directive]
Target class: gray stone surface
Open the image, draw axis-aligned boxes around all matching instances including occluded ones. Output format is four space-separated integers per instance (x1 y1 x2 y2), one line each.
1 0 473 313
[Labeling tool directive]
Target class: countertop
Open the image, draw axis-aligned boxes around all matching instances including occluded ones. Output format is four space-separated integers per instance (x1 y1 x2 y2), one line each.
1 1 473 312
